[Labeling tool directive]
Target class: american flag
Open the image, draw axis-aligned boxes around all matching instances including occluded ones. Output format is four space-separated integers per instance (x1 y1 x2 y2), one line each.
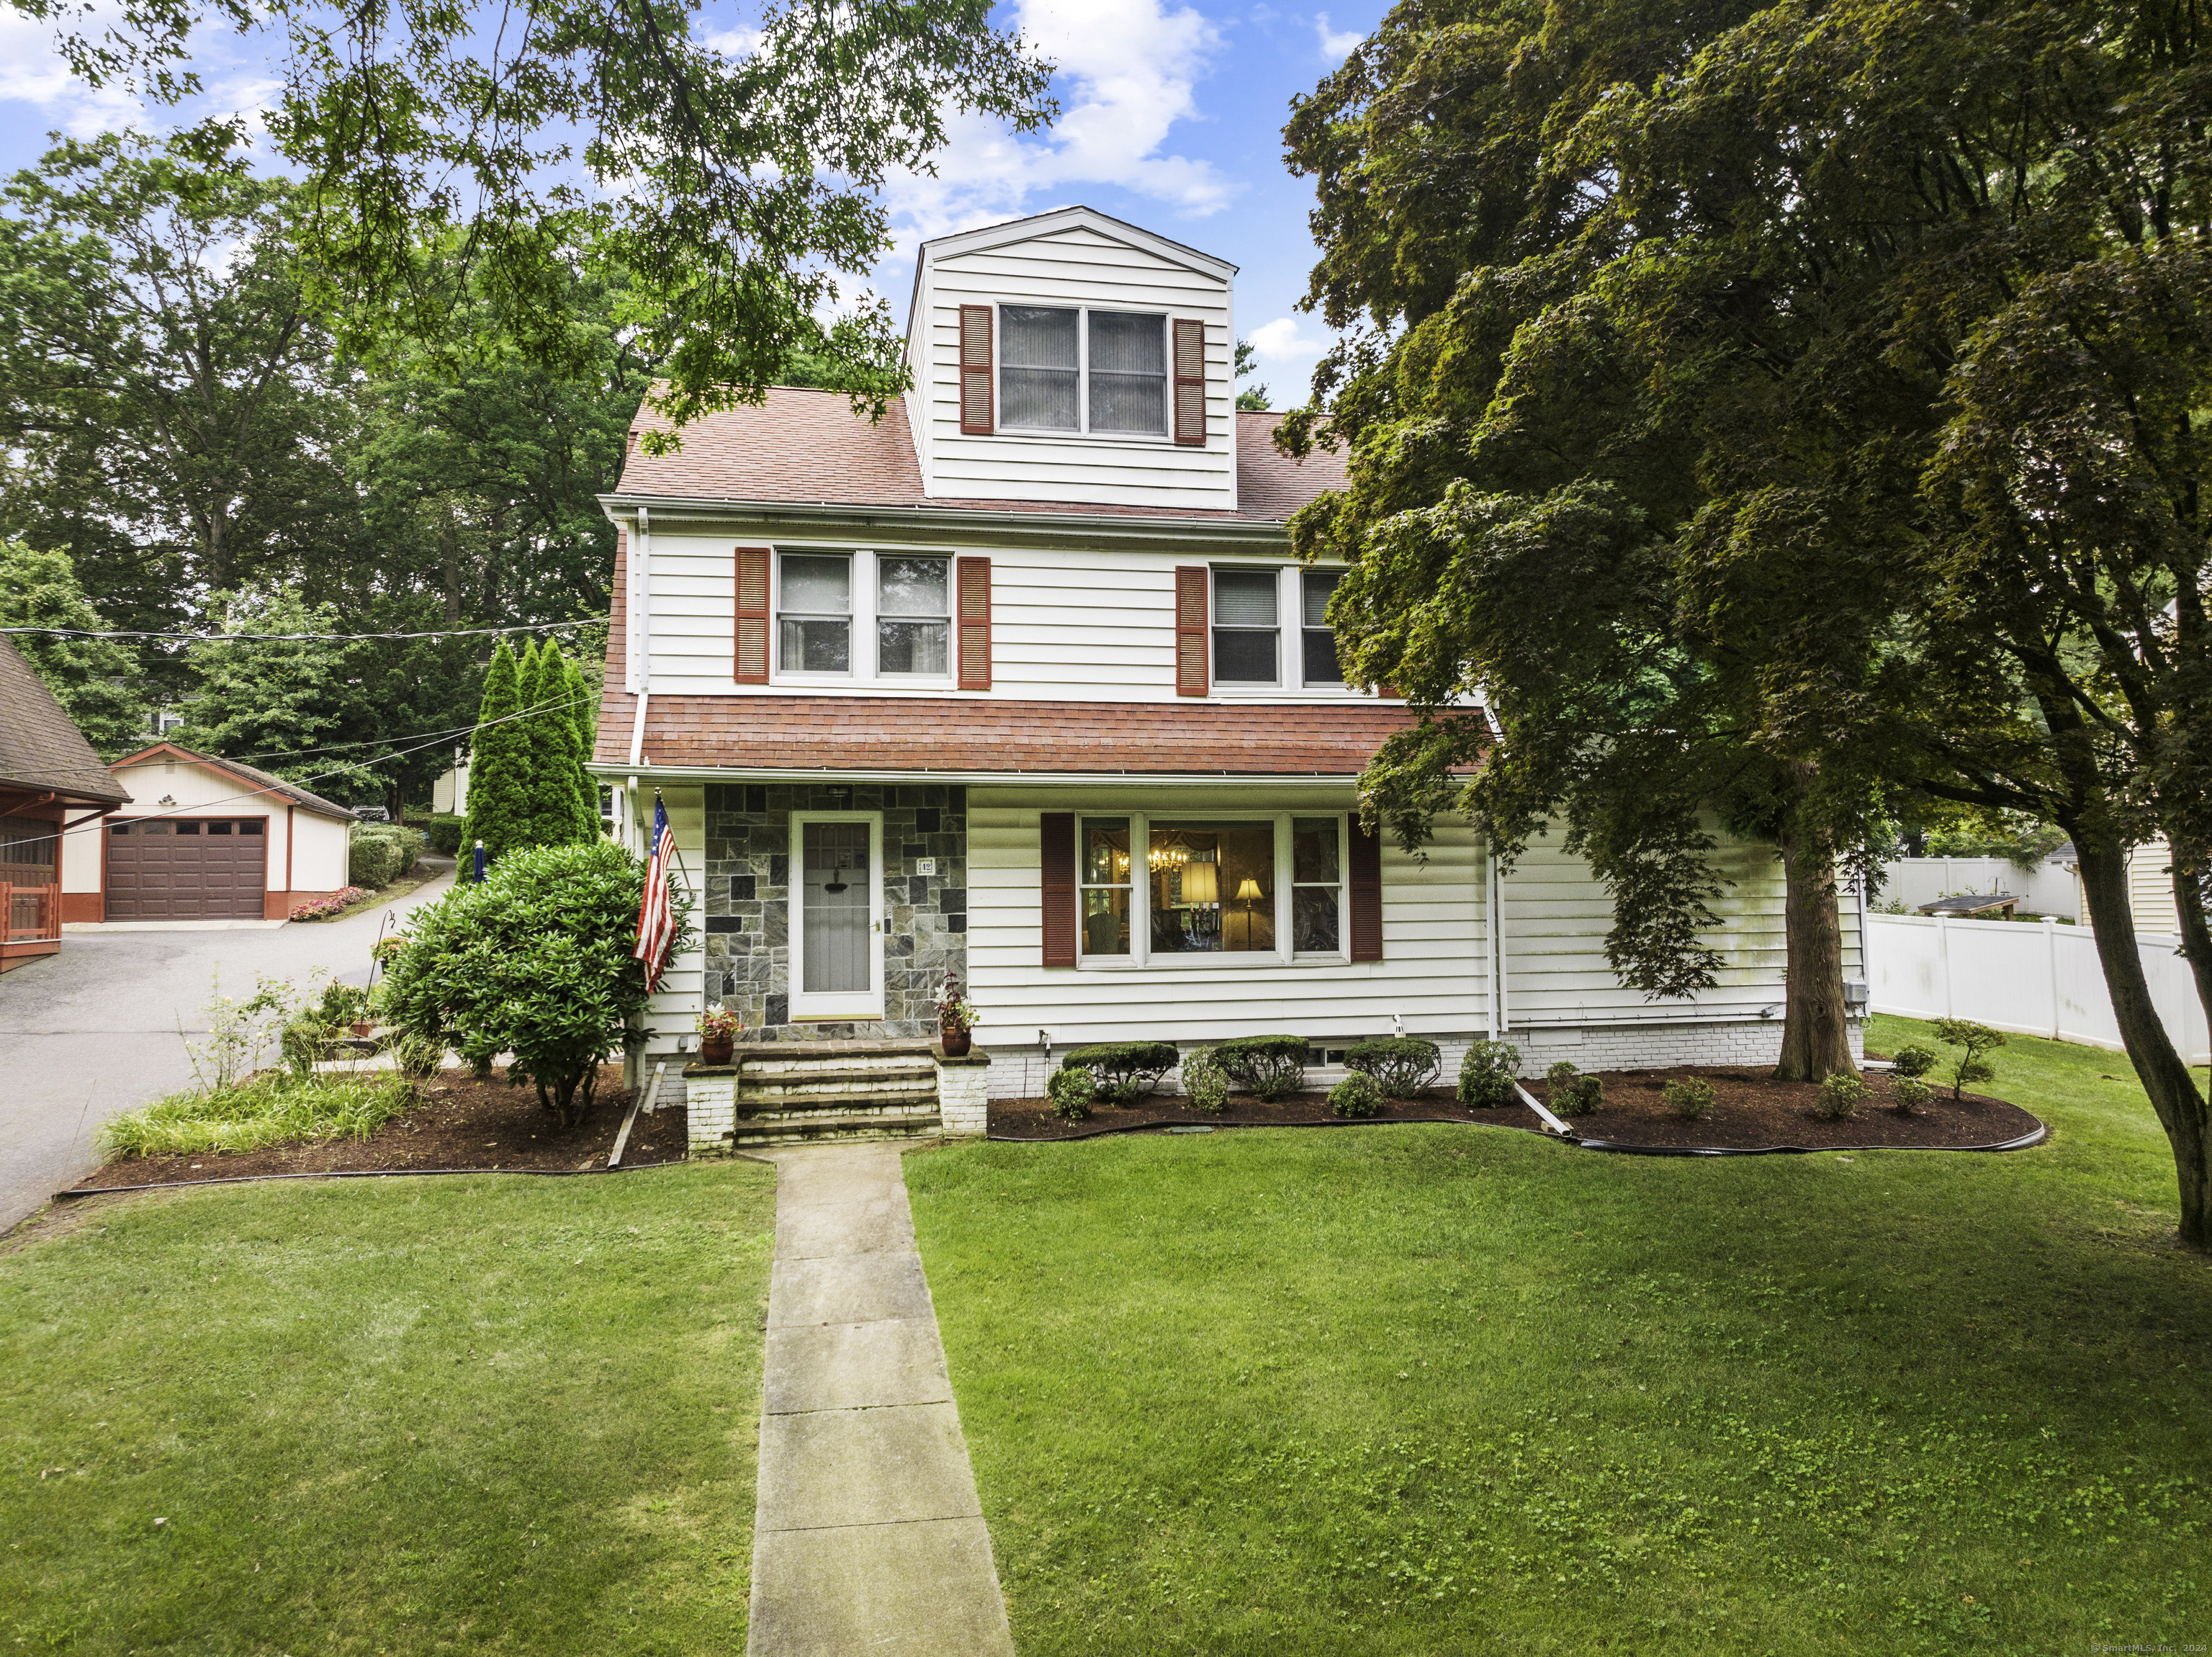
634 793 677 990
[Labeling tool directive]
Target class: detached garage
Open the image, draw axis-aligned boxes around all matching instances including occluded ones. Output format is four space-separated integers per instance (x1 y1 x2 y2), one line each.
61 745 358 923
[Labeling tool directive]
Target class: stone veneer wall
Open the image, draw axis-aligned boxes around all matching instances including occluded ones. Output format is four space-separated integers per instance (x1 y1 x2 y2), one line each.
701 781 967 1041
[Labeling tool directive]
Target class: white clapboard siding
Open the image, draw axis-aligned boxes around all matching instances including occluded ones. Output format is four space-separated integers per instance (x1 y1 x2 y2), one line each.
1498 833 1822 1025
639 786 707 1059
912 215 1236 511
965 789 1489 1046
639 532 1388 706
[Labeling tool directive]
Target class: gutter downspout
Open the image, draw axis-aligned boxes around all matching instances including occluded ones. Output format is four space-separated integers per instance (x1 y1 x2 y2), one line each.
284 804 295 907
1489 842 1509 1041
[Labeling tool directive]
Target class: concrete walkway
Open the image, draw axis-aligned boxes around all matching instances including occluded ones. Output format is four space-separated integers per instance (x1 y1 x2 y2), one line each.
749 1142 1015 1657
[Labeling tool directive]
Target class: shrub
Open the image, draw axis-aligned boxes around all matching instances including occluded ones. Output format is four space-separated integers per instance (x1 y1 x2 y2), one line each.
421 812 469 858
1212 1033 1309 1101
289 886 364 921
1663 1077 1716 1120
1545 1059 1602 1116
1046 1066 1094 1122
1931 1018 2006 1100
1179 1048 1229 1114
1815 1072 1874 1120
1344 1036 1441 1098
99 1070 415 1157
1457 1040 1521 1107
1891 1075 1935 1113
1062 1041 1179 1105
1329 1072 1382 1118
377 841 691 1126
349 828 400 889
1889 1043 1938 1078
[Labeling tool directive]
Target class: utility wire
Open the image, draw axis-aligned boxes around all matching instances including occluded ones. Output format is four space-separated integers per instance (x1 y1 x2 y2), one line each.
0 619 603 643
11 689 599 853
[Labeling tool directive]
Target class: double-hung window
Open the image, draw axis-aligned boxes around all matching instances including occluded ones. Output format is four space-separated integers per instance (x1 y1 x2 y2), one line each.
1080 818 1133 957
876 555 950 675
1290 817 1343 952
998 306 1168 436
778 552 852 674
1301 570 1346 686
1212 568 1279 684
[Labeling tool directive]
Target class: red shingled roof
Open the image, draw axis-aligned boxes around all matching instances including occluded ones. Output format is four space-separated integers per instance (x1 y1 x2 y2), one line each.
612 694 1421 776
614 390 1346 522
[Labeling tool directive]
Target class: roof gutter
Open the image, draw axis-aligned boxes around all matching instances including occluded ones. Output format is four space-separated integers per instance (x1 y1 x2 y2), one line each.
586 759 1365 788
595 493 1293 545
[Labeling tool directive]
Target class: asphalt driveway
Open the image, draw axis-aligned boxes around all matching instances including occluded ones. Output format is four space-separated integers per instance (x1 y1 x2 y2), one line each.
0 873 455 1231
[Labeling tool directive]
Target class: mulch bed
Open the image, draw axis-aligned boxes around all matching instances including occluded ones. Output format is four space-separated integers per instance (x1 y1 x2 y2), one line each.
69 1064 690 1192
989 1064 2045 1151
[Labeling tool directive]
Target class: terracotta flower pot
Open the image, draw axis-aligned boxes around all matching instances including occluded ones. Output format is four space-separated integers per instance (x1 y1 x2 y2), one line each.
700 1033 735 1066
940 1029 971 1058
351 1020 374 1038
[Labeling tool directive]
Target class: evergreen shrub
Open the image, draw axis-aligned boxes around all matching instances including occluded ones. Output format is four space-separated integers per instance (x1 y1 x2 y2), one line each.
1663 1077 1716 1120
1457 1040 1521 1106
1344 1036 1441 1097
1212 1033 1309 1100
1063 1041 1179 1105
1046 1066 1095 1121
1546 1059 1603 1115
1179 1048 1229 1113
1815 1072 1874 1120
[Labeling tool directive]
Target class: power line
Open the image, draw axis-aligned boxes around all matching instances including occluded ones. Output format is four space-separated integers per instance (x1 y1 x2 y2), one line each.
0 619 604 643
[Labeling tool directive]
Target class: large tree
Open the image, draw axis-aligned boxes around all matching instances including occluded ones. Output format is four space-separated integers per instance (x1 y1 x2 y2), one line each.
0 542 151 756
1282 0 2212 1243
12 0 1056 433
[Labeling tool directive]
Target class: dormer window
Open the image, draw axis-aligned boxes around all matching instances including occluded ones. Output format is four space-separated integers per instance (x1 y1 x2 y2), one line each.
996 305 1169 437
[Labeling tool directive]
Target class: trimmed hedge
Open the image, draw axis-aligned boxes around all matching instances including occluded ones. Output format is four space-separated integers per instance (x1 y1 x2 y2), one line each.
1212 1033 1308 1101
349 830 400 889
421 813 469 858
1328 1072 1382 1118
1063 1041 1179 1105
1344 1036 1441 1098
1457 1039 1521 1106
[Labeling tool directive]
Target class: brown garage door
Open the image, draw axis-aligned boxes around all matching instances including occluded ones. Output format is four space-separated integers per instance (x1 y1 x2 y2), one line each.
107 818 269 920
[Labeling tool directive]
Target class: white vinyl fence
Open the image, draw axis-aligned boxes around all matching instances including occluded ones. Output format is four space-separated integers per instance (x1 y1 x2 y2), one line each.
1876 856 2079 920
1867 913 2208 1064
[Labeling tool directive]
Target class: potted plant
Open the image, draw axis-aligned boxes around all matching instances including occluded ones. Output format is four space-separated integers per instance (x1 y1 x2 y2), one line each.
696 1007 741 1066
937 971 980 1058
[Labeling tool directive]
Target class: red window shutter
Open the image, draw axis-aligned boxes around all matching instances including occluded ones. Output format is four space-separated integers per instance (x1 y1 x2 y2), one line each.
734 546 770 684
957 556 992 690
960 305 994 434
1172 319 1206 446
1040 812 1077 968
1349 819 1383 961
1175 565 1209 696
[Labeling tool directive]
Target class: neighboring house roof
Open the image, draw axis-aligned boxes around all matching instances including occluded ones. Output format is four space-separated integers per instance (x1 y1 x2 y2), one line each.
0 634 132 805
613 390 1349 524
109 742 359 822
602 694 1426 778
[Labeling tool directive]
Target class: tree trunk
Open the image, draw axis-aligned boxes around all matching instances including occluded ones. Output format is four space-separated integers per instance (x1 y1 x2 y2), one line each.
2078 837 2211 1249
1773 796 1858 1083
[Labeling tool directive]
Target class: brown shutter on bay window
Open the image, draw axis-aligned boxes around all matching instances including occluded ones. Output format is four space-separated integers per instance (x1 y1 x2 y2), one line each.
956 556 992 690
1040 812 1077 968
1174 565 1209 696
734 545 771 683
1349 819 1384 961
1172 318 1206 446
960 305 994 434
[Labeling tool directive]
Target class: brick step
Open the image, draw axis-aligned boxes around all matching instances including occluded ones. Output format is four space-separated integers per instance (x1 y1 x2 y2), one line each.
737 1095 940 1121
729 1111 943 1146
739 1088 940 1113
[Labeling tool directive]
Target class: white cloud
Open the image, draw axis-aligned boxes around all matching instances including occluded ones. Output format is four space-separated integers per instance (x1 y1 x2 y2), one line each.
1314 12 1363 60
0 10 141 138
1247 315 1329 361
878 0 1234 256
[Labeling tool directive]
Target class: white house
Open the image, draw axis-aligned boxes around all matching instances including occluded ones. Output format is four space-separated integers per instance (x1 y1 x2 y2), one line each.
60 742 357 922
589 207 1860 1143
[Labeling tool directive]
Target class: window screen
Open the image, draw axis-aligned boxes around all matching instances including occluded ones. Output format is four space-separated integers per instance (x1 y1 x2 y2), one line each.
1303 569 1346 686
1087 311 1167 434
778 552 853 673
1213 568 1279 684
1000 306 1079 430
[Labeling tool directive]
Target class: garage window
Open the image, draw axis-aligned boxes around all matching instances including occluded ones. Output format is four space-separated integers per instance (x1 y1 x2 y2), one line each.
240 819 264 835
177 821 201 835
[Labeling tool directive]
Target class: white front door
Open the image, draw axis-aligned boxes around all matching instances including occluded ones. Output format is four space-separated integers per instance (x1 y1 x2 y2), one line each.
789 812 885 1020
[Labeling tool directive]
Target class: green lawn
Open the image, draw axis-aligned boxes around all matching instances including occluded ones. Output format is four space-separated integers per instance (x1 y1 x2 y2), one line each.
907 1015 2212 1656
0 1164 776 1654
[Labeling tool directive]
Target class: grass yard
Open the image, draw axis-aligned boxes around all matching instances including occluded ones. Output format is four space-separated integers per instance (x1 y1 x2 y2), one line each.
906 1015 2212 1656
0 1163 776 1654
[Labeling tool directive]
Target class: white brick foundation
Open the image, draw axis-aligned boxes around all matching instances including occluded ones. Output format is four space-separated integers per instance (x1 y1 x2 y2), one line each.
684 1069 737 1156
983 1020 1868 1100
935 1046 990 1136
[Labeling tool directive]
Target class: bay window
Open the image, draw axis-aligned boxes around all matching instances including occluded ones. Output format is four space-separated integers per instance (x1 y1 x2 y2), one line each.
1074 812 1346 964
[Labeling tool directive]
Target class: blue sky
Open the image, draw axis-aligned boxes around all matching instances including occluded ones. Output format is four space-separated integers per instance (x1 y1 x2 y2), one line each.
0 0 1388 405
